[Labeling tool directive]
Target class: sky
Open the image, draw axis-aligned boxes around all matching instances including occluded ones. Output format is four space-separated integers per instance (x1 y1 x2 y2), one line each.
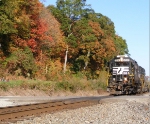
40 0 150 76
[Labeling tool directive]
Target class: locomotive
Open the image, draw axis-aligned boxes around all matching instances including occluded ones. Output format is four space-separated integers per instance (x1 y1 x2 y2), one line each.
107 55 149 95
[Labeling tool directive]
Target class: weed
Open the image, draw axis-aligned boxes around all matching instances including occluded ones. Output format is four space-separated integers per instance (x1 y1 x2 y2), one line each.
0 71 108 93
0 82 9 91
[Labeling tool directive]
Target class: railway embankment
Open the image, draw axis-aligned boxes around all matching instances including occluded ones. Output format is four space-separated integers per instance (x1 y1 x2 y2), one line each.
7 93 150 124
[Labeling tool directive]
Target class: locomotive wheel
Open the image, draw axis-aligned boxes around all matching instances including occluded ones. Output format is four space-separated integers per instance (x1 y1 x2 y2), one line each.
132 89 137 95
147 87 149 92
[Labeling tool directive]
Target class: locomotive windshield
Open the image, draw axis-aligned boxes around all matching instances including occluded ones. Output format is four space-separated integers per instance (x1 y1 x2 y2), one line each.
115 62 129 66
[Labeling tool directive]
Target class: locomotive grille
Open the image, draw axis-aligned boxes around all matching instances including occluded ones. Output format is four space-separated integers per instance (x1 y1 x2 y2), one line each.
117 75 122 81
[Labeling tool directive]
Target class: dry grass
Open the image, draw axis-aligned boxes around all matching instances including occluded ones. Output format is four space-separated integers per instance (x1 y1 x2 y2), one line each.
0 71 108 96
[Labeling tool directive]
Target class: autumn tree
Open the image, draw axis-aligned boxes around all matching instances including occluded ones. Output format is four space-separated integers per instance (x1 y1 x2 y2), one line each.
48 1 93 71
43 1 129 79
0 0 56 78
36 7 66 78
0 0 129 80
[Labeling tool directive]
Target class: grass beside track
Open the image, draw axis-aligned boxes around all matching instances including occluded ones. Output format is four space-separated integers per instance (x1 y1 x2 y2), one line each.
0 72 107 93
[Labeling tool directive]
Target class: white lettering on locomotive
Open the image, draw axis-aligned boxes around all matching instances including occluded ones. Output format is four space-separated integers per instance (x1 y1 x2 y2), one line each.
113 67 129 75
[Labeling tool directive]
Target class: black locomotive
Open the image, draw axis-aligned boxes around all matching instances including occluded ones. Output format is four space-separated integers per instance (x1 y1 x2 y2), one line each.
107 55 149 95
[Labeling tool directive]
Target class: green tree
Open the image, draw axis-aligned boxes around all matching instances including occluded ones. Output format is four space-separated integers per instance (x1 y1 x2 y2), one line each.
0 0 19 55
70 18 97 72
56 0 89 20
5 47 37 78
48 5 74 44
114 35 129 55
49 0 92 46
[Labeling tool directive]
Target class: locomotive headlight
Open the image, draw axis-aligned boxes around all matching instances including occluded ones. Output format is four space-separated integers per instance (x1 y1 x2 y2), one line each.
124 77 127 81
120 57 123 62
113 78 115 81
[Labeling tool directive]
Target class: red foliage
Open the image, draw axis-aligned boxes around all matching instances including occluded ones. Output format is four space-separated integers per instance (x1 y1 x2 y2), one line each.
29 18 53 53
23 1 53 54
27 39 37 52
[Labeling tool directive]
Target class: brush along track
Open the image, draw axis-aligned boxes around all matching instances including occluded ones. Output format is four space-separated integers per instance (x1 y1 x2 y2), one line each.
0 96 112 123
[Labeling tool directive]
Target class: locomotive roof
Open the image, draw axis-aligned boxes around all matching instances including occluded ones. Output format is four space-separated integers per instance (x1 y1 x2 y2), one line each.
109 55 145 73
110 55 137 63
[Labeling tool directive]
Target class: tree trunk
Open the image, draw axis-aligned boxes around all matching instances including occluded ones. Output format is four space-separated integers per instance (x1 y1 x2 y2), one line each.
84 49 90 69
63 45 68 73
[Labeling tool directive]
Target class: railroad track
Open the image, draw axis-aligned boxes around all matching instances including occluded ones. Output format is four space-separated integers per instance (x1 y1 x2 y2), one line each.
0 96 112 123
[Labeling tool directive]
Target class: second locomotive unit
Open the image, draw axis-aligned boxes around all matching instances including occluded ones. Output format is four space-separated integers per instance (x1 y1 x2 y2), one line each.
107 55 149 95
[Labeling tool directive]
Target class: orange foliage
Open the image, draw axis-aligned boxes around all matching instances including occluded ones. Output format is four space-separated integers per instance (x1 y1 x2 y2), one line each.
101 38 116 59
88 21 104 38
88 20 116 61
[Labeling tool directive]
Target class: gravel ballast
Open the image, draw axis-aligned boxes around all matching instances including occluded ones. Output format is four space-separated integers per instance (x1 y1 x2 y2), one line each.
12 97 150 124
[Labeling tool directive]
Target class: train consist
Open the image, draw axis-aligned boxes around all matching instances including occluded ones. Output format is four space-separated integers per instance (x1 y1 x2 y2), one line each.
107 55 149 95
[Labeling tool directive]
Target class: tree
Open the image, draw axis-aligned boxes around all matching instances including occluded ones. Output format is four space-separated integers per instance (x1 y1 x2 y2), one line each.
48 6 71 37
0 0 19 55
83 13 117 69
0 0 58 78
56 0 89 20
114 35 129 55
50 0 92 47
6 47 37 78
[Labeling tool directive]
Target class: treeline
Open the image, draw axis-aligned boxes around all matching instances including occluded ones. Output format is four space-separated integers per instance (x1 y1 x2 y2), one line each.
0 0 129 80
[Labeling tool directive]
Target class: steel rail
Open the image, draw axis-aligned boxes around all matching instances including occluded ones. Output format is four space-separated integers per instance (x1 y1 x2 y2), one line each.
0 96 110 123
